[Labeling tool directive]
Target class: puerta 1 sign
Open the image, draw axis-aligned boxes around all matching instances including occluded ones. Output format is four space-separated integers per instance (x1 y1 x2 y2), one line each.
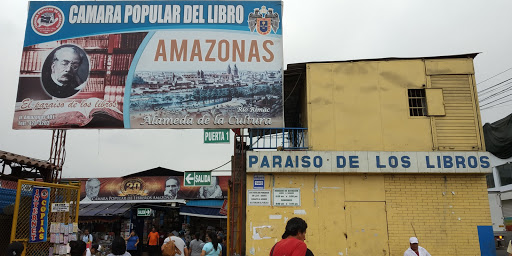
184 171 212 186
204 129 230 143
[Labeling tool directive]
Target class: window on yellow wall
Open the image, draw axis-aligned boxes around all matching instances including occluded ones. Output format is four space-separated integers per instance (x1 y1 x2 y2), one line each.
408 89 427 116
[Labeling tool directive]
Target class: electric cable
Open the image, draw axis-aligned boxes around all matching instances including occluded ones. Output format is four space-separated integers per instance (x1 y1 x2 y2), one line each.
477 67 512 85
478 83 512 103
480 98 512 110
479 92 512 108
477 77 512 94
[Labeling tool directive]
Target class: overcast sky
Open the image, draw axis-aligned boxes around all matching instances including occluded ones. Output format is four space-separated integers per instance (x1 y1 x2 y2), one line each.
1 0 511 178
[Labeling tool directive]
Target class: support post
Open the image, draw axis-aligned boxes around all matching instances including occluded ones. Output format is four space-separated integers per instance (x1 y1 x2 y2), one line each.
48 129 67 183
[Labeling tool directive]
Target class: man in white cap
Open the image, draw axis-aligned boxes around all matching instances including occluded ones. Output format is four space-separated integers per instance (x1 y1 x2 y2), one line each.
404 237 431 256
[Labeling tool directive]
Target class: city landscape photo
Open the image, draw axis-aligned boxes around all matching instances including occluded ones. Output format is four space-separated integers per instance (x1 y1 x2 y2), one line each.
129 64 283 128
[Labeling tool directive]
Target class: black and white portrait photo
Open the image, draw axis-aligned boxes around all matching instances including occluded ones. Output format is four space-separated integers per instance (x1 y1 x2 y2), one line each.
41 44 89 98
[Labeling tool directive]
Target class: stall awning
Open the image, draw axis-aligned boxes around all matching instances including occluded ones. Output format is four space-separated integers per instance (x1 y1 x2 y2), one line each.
180 200 226 219
79 203 132 216
80 199 186 204
179 205 226 219
186 200 224 207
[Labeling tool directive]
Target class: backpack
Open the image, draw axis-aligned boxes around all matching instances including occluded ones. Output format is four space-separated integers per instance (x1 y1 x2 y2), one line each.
162 238 182 256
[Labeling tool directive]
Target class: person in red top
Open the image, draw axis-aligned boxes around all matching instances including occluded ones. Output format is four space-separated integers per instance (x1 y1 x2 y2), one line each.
148 227 160 256
270 217 310 256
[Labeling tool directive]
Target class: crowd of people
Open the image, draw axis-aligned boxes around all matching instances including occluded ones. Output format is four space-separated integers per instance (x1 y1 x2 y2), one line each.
146 227 226 256
5 218 431 256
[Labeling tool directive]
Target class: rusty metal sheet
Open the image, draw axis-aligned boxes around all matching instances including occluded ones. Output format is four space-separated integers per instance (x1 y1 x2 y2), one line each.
0 150 55 169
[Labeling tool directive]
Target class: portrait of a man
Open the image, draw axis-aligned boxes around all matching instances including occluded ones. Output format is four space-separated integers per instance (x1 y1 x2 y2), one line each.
164 177 182 199
41 45 89 98
82 178 101 202
198 176 223 199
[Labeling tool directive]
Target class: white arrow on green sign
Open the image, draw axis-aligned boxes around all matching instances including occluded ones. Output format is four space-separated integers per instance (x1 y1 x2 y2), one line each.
184 171 212 186
204 129 230 143
137 208 152 216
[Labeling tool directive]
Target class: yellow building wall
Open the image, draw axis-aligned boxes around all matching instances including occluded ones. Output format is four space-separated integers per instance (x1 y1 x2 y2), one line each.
246 173 386 256
305 58 483 152
245 57 490 255
306 60 432 151
385 174 491 256
246 173 491 256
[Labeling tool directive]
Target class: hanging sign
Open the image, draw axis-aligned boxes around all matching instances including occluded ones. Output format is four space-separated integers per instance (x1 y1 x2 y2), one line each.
29 186 51 243
51 203 70 212
184 171 212 186
137 208 152 216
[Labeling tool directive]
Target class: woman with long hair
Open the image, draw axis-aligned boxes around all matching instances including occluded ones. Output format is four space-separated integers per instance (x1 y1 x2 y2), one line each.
200 232 222 256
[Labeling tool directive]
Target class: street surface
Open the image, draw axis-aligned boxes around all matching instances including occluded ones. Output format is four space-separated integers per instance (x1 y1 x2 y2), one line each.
497 248 507 256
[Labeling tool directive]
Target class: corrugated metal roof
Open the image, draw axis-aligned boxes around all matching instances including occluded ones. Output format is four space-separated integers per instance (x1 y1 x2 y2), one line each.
286 53 480 67
79 203 132 216
123 166 183 178
0 150 58 170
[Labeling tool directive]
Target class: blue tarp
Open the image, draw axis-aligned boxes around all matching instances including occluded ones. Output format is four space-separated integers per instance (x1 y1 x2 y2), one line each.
180 200 226 219
185 200 224 207
0 188 17 214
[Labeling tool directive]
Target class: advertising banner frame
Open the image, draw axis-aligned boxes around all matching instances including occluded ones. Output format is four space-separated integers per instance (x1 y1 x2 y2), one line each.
14 1 284 130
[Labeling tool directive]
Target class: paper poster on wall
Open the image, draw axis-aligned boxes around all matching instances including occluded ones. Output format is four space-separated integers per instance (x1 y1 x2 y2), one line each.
247 189 271 206
273 188 300 206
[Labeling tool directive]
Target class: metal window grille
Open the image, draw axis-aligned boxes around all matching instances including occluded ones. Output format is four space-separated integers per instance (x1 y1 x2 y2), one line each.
249 128 308 150
408 89 427 116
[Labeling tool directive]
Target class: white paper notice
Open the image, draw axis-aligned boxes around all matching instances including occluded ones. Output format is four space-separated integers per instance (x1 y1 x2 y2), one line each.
273 188 300 206
247 190 271 206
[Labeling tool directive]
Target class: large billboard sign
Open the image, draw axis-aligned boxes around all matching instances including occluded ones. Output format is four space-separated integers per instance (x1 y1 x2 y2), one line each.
79 176 229 203
14 1 283 129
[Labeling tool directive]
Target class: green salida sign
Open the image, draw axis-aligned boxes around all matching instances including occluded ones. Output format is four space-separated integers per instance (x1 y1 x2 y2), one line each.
137 208 152 216
184 171 212 186
204 129 230 143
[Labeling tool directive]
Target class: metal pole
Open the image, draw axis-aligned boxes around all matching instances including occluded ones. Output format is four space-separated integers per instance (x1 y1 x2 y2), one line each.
10 180 23 243
227 185 231 256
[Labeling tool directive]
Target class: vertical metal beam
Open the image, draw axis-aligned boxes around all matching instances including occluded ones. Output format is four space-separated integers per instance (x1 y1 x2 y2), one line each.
10 181 23 242
229 128 247 256
49 129 66 183
227 184 231 256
